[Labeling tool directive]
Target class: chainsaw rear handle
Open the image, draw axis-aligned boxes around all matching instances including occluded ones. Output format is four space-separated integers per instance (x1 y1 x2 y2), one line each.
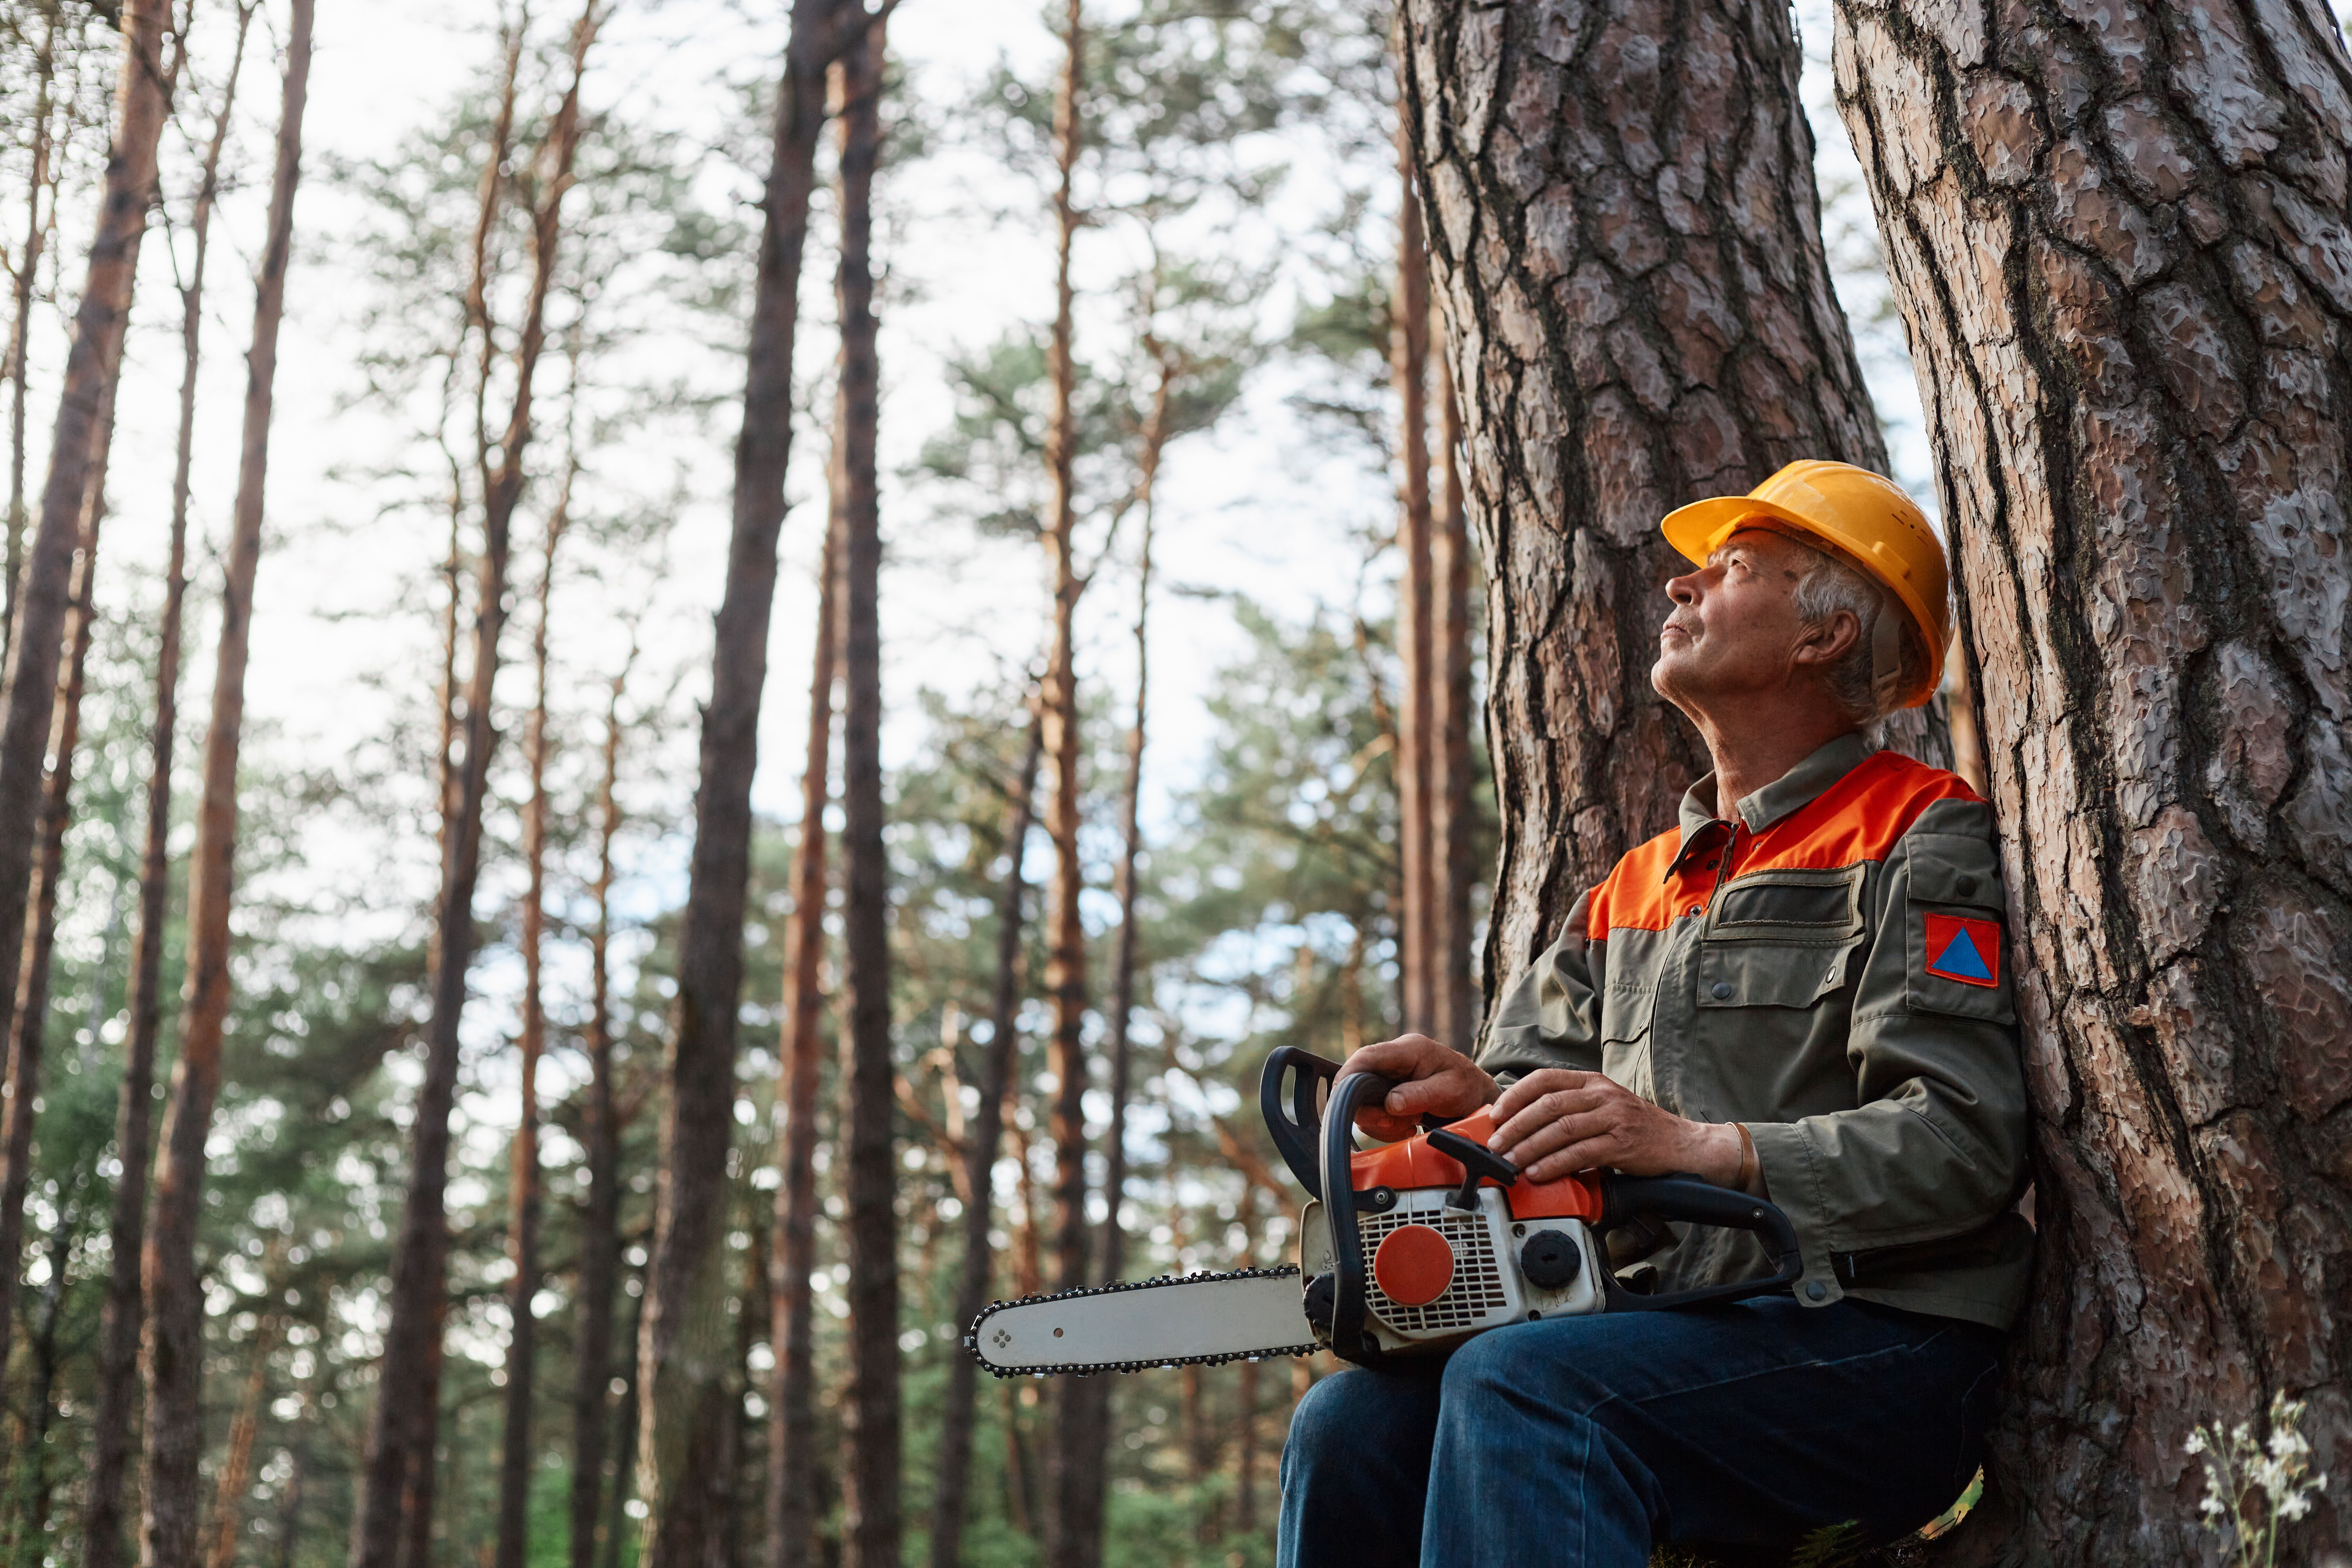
1594 1174 1804 1311
1261 1047 1344 1200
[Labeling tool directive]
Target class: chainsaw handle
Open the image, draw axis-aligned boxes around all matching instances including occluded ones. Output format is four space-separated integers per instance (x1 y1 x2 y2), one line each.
1321 1071 1402 1363
1595 1174 1803 1312
1260 1048 1344 1199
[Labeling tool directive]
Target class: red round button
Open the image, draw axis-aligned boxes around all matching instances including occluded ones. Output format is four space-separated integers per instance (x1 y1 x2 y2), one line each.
1372 1223 1455 1307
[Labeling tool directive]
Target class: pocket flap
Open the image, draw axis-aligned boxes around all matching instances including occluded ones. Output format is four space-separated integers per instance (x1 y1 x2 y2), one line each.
1696 938 1860 1009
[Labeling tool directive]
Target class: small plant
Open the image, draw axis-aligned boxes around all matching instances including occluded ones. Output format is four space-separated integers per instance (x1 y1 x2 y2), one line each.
2184 1391 2329 1567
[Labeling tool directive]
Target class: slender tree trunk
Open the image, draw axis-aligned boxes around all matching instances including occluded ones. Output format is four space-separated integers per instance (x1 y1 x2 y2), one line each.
356 15 597 1564
926 714 1042 1568
569 650 632 1568
83 8 251 1552
9 1201 77 1568
1395 0 1901 989
4 10 60 672
831 21 898 1567
1832 4 2352 1559
1432 350 1477 1050
600 1278 646 1568
1392 111 1437 1041
0 0 172 1379
764 503 840 1568
635 4 836 1563
494 471 572 1568
393 1301 445 1568
203 1315 279 1568
727 1217 769 1568
138 9 311 1564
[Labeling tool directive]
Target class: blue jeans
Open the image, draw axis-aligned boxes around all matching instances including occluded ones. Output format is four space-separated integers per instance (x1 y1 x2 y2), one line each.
1278 1298 1998 1567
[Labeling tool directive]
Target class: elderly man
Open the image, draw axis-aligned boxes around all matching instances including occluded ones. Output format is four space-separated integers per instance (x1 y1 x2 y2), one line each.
1279 461 2031 1566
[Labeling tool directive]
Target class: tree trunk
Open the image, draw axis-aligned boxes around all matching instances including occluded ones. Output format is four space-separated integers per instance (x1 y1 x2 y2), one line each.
10 1198 78 1568
570 650 633 1568
1831 3 2352 1559
634 3 835 1562
495 469 572 1568
138 7 311 1563
927 714 1042 1568
82 10 251 1557
765 491 840 1568
1392 111 1438 1042
0 0 171 1379
1432 350 1477 1051
203 1315 279 1568
4 8 60 674
831 20 898 1568
355 13 596 1563
1395 0 1901 992
601 1279 646 1568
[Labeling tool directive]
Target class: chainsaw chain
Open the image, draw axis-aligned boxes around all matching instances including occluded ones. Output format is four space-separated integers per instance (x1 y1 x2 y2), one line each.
964 1265 1321 1378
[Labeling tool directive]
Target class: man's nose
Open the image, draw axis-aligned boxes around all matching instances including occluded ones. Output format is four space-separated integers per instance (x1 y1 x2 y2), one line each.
1665 569 1699 606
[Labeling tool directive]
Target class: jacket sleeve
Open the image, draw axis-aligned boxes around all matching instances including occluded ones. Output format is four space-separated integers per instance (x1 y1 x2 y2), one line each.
1477 891 1606 1085
1743 797 2032 1305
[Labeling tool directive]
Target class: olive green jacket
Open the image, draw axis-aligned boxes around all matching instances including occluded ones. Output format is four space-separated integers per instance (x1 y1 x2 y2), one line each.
1480 733 2034 1330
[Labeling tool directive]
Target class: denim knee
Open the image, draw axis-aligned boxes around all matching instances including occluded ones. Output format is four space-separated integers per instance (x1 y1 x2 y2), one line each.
1285 1367 1389 1463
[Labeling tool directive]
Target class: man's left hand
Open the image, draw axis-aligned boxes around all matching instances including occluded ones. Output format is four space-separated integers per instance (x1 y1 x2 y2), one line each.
1488 1069 1743 1186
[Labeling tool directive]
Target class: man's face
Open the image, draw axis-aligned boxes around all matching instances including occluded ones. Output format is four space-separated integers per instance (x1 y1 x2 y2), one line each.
1650 527 1819 714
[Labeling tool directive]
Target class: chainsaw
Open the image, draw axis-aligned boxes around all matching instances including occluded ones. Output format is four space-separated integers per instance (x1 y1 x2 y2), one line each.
966 1047 1802 1377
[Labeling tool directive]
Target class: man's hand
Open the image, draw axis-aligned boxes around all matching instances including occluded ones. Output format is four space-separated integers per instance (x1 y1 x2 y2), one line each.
1336 1035 1497 1142
1487 1068 1744 1185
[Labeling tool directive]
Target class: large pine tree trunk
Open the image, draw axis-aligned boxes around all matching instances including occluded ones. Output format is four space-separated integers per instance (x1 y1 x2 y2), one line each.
0 0 172 1377
764 498 840 1568
138 7 312 1560
1395 0 1904 987
355 14 596 1562
1831 2 2352 1558
82 13 251 1557
831 19 899 1567
927 715 1042 1568
568 649 633 1568
1392 115 1438 1041
633 3 835 1561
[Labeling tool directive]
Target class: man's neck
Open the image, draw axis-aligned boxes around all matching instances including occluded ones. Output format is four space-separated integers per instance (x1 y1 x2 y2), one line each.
1693 703 1862 822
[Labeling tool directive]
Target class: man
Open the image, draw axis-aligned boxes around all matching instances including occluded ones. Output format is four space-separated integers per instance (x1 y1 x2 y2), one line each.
1280 461 2031 1566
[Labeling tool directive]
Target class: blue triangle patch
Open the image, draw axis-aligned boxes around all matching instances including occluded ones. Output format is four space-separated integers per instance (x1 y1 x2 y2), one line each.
1931 928 1993 981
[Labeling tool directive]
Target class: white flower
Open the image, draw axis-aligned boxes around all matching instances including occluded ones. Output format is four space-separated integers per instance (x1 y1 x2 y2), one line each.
2185 1429 2209 1455
2201 1495 2226 1517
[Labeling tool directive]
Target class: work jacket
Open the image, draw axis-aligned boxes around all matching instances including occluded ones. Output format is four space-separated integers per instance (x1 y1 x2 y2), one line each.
1479 732 2034 1330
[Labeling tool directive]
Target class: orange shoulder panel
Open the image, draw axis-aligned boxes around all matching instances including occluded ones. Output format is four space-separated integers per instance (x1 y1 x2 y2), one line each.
1585 827 1685 937
1737 750 1981 875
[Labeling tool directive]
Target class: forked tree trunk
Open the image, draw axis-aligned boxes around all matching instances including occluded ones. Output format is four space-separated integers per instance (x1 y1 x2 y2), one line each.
569 645 632 1568
138 6 312 1562
495 471 572 1568
927 714 1042 1568
0 0 172 1379
1432 353 1477 1050
1831 3 2352 1559
765 500 840 1568
1394 0 1912 988
1392 111 1437 1041
635 4 837 1562
356 13 597 1563
831 19 898 1568
1038 7 1100 1567
83 10 251 1555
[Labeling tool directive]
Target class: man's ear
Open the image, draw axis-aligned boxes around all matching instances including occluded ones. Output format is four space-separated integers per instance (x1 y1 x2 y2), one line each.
1792 608 1862 668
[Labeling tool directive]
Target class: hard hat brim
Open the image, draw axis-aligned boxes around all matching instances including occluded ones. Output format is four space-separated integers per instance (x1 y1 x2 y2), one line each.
1658 494 1947 709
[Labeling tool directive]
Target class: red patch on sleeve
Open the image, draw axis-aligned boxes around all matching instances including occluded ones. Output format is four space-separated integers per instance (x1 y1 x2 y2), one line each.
1923 912 2001 988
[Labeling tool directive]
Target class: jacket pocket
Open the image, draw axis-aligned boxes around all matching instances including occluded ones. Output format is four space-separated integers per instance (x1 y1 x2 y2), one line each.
1697 865 1867 1009
1695 936 1862 1009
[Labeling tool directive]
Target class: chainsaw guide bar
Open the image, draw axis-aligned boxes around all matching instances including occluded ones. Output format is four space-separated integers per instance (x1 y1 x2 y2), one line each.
965 1265 1319 1378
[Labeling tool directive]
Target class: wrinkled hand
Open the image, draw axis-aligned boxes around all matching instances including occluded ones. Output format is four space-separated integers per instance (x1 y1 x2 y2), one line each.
1487 1069 1742 1185
1336 1035 1497 1142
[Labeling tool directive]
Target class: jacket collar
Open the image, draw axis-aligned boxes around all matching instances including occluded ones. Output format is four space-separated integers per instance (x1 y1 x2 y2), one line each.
1675 731 1876 851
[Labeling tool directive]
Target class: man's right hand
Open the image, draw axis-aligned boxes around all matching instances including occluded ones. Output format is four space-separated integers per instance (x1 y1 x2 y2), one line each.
1336 1035 1498 1142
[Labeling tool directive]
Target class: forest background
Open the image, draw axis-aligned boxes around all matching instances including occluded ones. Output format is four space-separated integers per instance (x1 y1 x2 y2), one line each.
4 1 2342 1567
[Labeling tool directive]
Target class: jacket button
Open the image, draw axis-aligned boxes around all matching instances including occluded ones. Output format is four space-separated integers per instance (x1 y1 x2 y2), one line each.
1956 874 1979 898
1805 1281 1828 1302
1710 981 1733 1000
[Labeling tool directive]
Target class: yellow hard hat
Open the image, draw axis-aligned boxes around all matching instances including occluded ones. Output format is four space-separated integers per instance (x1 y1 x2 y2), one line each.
1659 459 1951 709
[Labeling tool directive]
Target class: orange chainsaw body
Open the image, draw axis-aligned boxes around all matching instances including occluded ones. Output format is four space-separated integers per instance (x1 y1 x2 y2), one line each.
1346 1108 1608 1223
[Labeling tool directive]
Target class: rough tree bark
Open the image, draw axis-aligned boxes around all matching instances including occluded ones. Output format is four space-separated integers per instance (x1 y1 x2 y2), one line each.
831 19 899 1568
1831 2 2352 1559
138 5 311 1563
82 11 252 1557
1393 111 1438 1041
1394 0 1923 991
495 465 573 1568
927 714 1042 1568
632 2 835 1561
0 0 172 1378
568 644 633 1568
764 503 840 1568
1433 352 1478 1050
354 12 597 1563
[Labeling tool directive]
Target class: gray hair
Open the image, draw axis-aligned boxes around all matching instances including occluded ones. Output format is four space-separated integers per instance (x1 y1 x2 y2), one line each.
1789 543 1929 723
